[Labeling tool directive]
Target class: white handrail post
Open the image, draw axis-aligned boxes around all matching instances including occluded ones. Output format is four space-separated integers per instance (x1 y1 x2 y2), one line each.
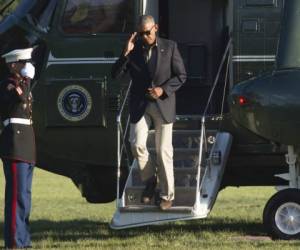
116 117 121 208
194 116 206 211
115 80 132 209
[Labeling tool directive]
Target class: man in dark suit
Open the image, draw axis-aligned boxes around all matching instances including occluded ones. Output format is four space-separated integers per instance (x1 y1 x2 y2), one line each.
0 48 35 248
112 15 186 210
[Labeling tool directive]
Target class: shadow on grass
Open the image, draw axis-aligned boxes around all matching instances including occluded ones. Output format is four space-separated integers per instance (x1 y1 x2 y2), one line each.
0 218 266 242
113 217 267 237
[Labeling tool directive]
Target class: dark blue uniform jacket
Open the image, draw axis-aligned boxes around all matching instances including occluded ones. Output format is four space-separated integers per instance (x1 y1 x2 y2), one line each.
0 75 35 163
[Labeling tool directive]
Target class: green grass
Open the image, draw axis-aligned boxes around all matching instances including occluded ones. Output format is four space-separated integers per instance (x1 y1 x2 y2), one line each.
0 167 300 249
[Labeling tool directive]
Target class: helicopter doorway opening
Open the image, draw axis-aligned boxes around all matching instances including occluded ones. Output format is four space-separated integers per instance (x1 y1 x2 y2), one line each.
158 0 230 115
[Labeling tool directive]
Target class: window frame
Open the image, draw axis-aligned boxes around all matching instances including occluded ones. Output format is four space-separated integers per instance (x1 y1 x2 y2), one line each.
57 0 140 37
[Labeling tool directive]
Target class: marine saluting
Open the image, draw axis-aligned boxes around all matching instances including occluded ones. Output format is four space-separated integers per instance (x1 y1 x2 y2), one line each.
0 48 36 249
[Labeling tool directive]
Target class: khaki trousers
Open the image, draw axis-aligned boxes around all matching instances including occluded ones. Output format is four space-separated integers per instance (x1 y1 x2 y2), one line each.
129 103 174 201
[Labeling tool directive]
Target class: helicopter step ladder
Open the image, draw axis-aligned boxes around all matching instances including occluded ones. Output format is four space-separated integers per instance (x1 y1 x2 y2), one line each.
110 128 232 229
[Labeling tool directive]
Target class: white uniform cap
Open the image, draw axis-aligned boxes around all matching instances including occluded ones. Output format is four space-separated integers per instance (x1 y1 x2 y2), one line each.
1 48 33 63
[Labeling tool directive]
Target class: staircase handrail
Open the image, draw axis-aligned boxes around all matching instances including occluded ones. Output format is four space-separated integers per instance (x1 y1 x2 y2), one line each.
203 38 232 116
117 80 132 123
116 80 132 208
194 38 232 211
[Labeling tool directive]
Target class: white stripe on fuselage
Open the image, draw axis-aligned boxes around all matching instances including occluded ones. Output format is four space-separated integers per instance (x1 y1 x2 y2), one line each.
232 55 276 62
46 53 276 66
46 52 118 66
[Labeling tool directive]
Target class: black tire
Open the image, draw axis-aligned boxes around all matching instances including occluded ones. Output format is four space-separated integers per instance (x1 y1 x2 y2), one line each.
263 188 300 240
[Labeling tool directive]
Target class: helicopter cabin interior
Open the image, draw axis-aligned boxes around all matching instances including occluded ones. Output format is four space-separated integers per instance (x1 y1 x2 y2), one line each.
147 0 233 115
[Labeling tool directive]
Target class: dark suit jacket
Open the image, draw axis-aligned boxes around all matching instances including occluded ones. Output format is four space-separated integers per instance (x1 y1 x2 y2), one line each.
112 37 186 123
0 75 36 164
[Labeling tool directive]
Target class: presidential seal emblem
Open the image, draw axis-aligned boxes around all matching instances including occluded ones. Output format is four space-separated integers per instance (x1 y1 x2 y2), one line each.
57 85 92 122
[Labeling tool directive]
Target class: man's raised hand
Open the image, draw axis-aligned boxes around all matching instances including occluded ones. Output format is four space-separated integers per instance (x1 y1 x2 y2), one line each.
124 32 137 57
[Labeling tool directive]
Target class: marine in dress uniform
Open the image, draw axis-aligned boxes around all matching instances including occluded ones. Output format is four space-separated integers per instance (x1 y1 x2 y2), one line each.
0 48 36 249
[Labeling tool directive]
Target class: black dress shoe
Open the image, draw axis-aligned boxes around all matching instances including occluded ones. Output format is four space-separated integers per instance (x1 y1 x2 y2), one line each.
141 176 157 204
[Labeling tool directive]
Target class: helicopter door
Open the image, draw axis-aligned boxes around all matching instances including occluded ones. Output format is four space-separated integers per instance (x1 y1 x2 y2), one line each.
41 0 138 128
31 0 139 166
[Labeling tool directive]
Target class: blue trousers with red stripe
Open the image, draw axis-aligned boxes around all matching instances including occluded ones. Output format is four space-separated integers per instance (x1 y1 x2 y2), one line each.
2 159 34 249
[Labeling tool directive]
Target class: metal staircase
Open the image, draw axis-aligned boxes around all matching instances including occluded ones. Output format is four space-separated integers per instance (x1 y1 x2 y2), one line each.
110 39 233 229
110 122 232 228
123 129 217 208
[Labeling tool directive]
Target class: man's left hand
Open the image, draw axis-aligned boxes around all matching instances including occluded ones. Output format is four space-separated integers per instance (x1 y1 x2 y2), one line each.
148 87 163 99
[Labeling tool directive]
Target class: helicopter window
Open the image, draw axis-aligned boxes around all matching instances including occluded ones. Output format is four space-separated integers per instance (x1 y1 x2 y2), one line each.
0 0 19 22
61 0 135 34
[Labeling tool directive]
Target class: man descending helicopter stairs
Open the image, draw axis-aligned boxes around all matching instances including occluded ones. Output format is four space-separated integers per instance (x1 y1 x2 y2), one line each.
110 116 232 229
111 32 234 229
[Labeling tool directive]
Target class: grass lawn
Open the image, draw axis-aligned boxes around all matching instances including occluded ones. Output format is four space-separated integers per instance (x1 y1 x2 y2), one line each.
0 167 300 249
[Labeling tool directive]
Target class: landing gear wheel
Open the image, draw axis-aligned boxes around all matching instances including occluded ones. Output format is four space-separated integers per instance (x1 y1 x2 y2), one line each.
263 189 300 240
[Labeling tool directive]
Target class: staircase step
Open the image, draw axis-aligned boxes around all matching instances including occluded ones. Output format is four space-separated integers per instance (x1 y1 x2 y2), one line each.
119 205 193 213
147 148 213 169
147 130 218 148
125 187 196 206
173 115 222 130
174 115 202 130
142 148 200 169
131 167 199 187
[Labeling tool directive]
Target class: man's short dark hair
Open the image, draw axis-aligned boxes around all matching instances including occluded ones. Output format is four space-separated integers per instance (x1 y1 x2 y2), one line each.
138 15 155 27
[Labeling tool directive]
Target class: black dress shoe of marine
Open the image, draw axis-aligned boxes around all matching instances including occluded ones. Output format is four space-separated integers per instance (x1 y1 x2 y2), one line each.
141 176 157 204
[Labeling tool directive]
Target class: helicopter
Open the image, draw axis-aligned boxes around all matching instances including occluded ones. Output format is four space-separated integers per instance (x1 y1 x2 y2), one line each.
229 0 300 239
0 0 296 240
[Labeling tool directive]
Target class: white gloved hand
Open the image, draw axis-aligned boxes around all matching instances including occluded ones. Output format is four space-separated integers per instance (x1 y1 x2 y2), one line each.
21 62 35 79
